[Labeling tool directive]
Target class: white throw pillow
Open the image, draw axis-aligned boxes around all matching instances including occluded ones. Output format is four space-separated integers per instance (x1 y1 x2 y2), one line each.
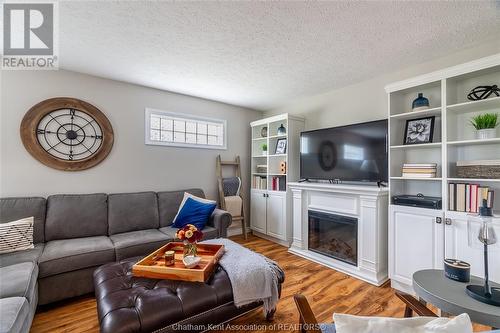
172 192 217 224
333 313 473 333
0 217 35 254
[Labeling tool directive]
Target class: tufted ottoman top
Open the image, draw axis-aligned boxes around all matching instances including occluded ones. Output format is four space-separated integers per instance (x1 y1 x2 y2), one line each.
94 257 239 333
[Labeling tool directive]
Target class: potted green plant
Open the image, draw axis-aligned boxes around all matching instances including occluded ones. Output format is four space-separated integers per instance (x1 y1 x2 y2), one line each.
261 143 268 156
470 113 498 140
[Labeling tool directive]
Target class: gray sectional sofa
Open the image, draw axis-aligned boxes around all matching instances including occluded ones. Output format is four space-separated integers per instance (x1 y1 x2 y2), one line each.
0 189 231 333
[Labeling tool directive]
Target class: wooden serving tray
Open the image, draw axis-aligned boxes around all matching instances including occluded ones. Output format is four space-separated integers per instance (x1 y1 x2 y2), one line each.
132 242 224 282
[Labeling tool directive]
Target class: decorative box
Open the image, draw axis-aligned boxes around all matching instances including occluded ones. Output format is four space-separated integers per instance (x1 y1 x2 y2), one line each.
444 259 470 282
256 164 268 173
456 160 500 179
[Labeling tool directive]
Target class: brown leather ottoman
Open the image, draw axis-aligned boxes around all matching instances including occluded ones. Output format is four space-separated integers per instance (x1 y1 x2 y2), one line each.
93 257 284 333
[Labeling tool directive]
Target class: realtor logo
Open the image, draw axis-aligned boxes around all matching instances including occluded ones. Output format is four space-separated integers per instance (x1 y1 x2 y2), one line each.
2 1 59 69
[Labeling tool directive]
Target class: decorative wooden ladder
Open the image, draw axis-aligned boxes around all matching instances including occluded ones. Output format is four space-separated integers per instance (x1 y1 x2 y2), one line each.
216 155 247 239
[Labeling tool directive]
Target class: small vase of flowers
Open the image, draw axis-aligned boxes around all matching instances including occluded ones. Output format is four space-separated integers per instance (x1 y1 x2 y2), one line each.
175 224 203 258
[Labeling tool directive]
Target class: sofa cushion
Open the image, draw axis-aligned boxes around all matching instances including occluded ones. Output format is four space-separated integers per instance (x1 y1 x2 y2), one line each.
0 243 44 267
0 217 34 254
110 229 169 261
157 189 205 227
333 313 473 333
0 197 46 243
0 297 30 333
0 262 38 303
159 225 218 241
173 196 216 230
45 193 108 241
108 192 159 235
39 236 115 278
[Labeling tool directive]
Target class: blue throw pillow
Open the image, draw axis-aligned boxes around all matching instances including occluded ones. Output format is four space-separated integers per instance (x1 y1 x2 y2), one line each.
172 197 216 230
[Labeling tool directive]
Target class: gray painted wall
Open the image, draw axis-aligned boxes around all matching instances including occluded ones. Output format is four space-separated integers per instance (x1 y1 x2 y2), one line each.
265 40 500 130
0 70 262 206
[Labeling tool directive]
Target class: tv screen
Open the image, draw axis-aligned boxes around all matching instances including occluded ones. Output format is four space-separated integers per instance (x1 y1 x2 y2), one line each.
300 119 388 182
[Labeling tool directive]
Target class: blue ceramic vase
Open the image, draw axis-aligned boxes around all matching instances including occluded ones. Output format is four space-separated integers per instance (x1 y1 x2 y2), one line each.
277 124 286 135
412 93 429 111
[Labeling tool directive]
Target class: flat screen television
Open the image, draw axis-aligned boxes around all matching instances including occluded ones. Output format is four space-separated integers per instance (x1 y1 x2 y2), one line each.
300 119 388 182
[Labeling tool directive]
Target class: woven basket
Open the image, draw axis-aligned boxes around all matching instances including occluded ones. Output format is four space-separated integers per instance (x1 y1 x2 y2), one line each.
456 165 500 179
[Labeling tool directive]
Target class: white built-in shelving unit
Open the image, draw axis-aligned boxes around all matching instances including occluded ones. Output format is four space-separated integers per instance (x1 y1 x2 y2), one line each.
249 114 304 245
385 54 500 293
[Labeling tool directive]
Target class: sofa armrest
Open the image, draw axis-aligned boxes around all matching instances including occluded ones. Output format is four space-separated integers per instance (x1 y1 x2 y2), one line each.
208 208 232 238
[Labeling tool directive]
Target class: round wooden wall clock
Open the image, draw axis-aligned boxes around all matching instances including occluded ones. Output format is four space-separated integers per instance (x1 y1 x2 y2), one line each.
20 97 114 171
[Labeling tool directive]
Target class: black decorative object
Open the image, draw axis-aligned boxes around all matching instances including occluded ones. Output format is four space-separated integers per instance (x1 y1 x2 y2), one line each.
277 124 286 135
404 116 435 145
466 200 500 306
444 259 470 282
412 93 430 111
275 138 287 154
261 126 268 137
467 85 500 101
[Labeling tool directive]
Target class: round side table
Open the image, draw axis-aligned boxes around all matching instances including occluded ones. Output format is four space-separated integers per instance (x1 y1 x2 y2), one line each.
413 269 500 329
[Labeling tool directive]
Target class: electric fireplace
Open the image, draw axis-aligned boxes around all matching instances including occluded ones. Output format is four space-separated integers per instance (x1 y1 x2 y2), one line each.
308 210 358 266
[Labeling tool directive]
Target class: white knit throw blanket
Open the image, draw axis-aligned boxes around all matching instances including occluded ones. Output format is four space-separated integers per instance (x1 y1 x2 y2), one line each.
201 238 280 314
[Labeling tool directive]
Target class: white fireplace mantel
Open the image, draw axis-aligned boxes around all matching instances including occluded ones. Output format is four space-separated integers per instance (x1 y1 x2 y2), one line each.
288 182 389 286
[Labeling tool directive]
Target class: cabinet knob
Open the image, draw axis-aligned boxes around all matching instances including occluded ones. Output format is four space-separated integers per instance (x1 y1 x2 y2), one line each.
436 217 442 224
445 218 452 225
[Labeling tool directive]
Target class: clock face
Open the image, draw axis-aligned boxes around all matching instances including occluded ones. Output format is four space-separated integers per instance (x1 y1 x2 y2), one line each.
21 98 113 171
36 108 103 161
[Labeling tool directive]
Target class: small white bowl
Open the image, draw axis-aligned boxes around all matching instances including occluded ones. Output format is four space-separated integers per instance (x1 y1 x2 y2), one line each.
182 256 201 268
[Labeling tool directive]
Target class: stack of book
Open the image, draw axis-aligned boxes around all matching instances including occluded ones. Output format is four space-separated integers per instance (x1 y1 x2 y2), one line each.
449 183 495 213
271 176 286 191
402 163 437 178
252 176 267 190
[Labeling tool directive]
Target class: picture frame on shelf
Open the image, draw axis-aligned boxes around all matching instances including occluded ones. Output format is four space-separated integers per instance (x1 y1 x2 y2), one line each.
403 116 435 145
275 138 287 154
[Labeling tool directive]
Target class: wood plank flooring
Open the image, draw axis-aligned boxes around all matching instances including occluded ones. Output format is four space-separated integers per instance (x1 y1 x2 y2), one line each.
31 235 490 332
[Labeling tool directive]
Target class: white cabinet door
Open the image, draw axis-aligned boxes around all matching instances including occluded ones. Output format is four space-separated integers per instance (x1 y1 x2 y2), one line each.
266 192 286 240
250 190 267 234
389 205 444 286
444 215 500 284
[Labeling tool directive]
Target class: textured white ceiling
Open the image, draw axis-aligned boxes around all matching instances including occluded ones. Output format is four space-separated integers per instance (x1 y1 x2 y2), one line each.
59 1 500 110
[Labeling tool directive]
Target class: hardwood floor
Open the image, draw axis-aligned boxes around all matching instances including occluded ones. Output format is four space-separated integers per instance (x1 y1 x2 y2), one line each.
31 234 490 332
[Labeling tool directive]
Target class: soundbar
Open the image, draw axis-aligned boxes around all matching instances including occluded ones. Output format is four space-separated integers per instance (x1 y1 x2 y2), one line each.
392 194 442 210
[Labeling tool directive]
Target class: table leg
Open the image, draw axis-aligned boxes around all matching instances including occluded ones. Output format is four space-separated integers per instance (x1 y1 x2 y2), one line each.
438 309 451 317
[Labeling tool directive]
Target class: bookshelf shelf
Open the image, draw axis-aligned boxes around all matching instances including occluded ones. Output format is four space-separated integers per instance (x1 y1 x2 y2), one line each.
390 176 442 181
390 142 442 149
268 134 287 139
447 178 500 183
446 96 500 114
447 138 500 146
389 106 442 120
